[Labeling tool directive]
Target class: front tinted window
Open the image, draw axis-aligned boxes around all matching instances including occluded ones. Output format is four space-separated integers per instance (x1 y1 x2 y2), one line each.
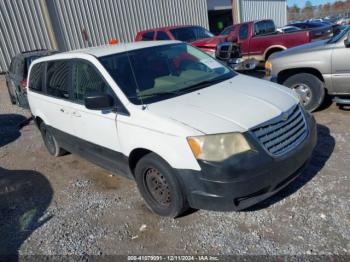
46 61 71 99
141 31 154 41
239 24 249 40
72 61 113 103
29 63 45 92
156 31 170 40
99 43 235 105
170 26 214 42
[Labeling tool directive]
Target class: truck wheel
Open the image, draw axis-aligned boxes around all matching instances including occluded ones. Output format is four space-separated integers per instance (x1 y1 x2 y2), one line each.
283 73 325 112
134 153 188 218
39 122 66 157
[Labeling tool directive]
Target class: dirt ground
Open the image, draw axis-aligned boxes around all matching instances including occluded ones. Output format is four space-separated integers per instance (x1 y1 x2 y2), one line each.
0 74 349 257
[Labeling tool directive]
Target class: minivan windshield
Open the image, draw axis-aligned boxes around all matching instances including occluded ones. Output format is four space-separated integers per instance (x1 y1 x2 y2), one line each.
99 43 235 105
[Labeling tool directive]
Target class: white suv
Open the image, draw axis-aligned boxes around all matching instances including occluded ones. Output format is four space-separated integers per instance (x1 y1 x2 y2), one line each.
27 41 317 217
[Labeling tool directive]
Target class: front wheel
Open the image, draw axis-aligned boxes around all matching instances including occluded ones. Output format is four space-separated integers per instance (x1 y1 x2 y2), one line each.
283 73 325 112
134 153 189 217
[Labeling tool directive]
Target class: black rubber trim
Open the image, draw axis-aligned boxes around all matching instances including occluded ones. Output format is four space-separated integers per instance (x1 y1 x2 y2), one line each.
49 126 133 179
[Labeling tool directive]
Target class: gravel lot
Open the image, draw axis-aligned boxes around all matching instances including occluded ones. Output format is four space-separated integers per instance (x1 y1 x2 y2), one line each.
0 74 349 257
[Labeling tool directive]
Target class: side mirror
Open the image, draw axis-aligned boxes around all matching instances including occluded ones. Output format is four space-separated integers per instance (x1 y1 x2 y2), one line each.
85 94 114 110
344 32 350 48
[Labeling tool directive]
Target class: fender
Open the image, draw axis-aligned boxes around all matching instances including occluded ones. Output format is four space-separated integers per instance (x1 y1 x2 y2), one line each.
264 45 286 60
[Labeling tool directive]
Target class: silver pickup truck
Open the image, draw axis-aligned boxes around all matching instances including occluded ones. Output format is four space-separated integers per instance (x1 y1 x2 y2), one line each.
266 26 350 112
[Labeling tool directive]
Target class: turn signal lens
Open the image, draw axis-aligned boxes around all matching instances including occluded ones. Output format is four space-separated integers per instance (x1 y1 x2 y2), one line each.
265 61 272 76
187 137 203 158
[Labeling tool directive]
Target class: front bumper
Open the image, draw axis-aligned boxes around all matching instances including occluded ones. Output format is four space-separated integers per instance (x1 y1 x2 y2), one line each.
177 112 317 211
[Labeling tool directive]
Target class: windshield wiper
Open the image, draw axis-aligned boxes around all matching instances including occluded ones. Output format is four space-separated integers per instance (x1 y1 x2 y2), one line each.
133 90 181 99
180 74 233 93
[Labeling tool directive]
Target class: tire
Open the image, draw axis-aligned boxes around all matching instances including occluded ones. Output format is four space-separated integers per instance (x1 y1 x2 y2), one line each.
283 73 325 112
6 81 17 105
39 122 66 157
134 153 188 217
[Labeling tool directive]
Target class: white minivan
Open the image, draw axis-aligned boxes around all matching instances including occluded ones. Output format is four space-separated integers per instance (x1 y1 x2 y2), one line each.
27 41 317 217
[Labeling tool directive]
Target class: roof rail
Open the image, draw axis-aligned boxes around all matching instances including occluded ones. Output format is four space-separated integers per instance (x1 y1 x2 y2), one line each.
20 49 49 54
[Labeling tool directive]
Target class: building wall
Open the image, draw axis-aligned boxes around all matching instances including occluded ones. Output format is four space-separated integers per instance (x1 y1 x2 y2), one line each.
0 0 209 72
239 0 287 27
0 0 52 72
47 0 209 51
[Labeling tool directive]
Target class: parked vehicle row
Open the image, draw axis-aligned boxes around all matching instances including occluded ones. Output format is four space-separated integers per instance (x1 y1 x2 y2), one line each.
26 41 317 217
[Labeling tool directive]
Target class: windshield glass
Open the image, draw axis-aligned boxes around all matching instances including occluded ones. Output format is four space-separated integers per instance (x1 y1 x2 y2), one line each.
99 43 235 105
327 26 349 44
170 27 214 42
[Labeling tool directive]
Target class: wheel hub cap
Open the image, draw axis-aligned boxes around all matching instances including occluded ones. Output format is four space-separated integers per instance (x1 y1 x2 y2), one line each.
145 168 171 206
292 84 312 106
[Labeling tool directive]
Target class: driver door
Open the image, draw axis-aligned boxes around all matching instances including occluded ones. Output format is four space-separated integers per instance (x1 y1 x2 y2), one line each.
69 60 125 174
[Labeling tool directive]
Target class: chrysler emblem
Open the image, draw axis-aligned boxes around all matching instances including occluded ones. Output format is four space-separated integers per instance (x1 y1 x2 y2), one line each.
282 113 289 121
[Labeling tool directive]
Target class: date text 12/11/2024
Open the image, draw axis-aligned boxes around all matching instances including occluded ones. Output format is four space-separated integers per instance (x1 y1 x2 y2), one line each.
127 255 219 261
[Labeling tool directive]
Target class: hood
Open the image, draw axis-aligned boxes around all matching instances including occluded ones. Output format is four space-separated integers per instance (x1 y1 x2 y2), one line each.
146 74 299 134
271 39 329 59
191 36 226 49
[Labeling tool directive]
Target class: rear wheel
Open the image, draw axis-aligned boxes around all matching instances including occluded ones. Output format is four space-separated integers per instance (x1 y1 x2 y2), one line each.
134 153 188 217
39 122 66 157
283 73 325 112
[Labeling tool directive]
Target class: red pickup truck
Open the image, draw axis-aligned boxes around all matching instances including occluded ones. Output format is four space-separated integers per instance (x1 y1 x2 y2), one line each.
192 19 332 64
135 25 226 56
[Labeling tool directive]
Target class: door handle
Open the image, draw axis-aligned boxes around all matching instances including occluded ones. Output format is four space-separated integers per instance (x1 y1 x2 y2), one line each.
72 111 82 117
60 108 65 113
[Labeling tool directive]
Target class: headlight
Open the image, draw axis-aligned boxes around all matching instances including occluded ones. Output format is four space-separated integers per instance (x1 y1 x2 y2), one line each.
265 60 272 76
187 133 251 162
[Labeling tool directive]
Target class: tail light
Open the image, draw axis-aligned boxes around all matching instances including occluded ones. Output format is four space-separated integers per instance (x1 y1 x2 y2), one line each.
20 79 27 90
348 20 350 25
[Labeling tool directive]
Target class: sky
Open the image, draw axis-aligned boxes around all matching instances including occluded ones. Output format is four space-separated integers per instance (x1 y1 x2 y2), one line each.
287 0 338 7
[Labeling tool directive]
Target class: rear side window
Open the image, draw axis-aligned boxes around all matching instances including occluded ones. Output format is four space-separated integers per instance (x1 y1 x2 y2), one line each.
28 63 44 92
239 24 249 40
156 31 170 40
46 61 71 99
255 20 275 36
141 31 155 41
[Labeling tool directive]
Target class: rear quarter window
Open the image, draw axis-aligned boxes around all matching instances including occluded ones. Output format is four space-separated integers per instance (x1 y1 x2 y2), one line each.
29 63 45 92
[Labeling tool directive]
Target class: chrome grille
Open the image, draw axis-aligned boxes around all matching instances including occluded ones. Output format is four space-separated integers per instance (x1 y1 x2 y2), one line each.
251 105 308 157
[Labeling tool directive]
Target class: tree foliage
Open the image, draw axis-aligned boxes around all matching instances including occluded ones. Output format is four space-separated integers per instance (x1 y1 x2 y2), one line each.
288 0 350 21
